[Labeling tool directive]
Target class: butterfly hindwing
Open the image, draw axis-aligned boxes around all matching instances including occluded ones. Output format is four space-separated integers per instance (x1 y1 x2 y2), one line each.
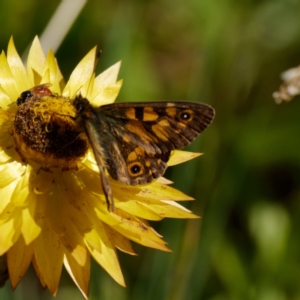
84 112 170 186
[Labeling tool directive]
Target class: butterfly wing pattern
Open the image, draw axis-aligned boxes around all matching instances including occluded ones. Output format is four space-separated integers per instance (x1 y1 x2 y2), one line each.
74 97 215 210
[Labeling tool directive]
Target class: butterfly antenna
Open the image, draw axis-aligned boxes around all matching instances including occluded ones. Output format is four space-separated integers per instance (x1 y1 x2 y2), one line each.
94 50 102 71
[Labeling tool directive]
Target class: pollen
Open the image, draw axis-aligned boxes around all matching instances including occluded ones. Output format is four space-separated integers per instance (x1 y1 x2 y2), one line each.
13 93 89 169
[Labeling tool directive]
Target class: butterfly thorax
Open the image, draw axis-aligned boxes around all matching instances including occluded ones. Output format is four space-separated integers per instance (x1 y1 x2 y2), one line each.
73 95 98 122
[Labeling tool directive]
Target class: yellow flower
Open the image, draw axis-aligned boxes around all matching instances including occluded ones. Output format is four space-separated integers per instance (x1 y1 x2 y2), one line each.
0 37 200 298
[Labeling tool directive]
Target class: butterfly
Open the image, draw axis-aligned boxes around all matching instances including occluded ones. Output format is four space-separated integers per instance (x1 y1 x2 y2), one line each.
16 85 215 211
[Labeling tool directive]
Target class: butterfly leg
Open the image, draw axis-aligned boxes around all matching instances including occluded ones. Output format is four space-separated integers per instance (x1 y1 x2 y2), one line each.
100 169 115 212
84 121 115 211
94 149 115 212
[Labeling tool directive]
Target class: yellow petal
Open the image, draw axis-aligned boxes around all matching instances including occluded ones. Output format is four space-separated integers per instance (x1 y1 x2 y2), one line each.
40 69 50 85
62 47 97 99
21 199 42 245
102 223 136 255
63 196 94 234
156 177 173 184
32 256 47 288
0 88 11 109
26 36 46 85
88 61 121 104
168 150 203 166
31 191 47 229
81 150 99 172
44 184 66 235
7 37 32 92
0 203 16 225
0 161 25 188
50 173 93 237
86 222 125 286
45 193 87 273
41 50 62 94
142 200 199 219
111 181 194 202
0 110 13 128
0 51 20 101
0 135 14 158
64 252 90 300
79 73 95 98
138 182 194 201
10 164 31 206
80 182 168 250
61 171 107 219
84 228 102 253
57 216 88 268
74 167 102 194
95 61 121 86
84 194 170 251
7 235 33 289
0 105 14 124
0 209 22 255
115 200 163 220
91 80 123 106
96 209 171 252
33 222 64 296
0 180 19 222
0 149 13 164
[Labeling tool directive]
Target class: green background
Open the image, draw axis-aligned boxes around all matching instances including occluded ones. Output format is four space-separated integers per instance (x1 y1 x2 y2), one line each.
1 0 300 299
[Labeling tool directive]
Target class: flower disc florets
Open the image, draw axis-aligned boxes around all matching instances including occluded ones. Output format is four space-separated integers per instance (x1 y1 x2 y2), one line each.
13 91 89 170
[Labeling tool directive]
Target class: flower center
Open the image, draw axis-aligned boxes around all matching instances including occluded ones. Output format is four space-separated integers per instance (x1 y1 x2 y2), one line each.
13 88 89 170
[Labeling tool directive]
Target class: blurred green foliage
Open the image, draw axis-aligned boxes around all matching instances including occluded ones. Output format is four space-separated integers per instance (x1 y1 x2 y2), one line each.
1 0 300 299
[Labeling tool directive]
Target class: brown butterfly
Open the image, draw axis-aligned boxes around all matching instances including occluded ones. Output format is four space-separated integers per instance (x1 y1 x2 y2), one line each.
73 96 215 211
16 85 215 212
